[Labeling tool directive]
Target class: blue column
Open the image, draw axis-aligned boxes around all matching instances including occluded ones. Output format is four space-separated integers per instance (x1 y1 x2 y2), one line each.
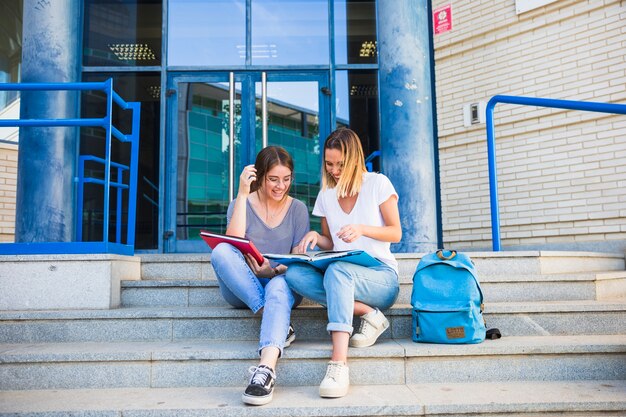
16 0 81 242
378 0 440 252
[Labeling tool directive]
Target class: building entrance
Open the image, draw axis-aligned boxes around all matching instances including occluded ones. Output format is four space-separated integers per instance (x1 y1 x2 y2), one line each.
164 71 330 252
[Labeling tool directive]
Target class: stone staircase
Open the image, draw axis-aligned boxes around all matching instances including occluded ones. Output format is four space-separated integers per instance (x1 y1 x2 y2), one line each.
1 251 625 416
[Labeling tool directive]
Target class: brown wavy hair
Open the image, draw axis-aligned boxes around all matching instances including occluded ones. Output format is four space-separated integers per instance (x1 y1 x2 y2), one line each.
250 146 294 198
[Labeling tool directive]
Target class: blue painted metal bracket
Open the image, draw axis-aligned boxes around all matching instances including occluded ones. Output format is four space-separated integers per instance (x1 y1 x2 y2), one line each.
486 95 626 251
0 79 141 256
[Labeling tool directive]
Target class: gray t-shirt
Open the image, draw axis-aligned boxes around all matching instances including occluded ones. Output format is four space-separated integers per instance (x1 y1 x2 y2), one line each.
226 197 310 255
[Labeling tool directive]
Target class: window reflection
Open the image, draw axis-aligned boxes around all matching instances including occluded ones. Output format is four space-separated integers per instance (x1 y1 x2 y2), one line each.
168 0 245 66
334 0 377 65
257 80 322 230
0 0 22 114
83 0 162 67
336 70 379 169
252 0 329 65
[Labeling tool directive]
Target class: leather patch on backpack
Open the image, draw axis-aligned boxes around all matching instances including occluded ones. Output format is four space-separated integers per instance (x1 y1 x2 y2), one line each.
446 327 466 339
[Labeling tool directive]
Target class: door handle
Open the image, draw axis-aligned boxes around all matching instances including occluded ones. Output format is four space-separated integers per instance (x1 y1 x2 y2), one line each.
262 72 268 148
229 72 235 201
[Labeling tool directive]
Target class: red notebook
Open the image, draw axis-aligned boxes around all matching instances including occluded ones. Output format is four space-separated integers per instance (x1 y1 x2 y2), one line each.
199 230 265 265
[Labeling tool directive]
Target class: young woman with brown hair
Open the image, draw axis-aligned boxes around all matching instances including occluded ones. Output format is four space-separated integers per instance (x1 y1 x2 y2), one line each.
210 146 309 405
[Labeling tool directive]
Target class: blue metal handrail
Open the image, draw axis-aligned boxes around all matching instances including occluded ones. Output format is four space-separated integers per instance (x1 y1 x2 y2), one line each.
486 95 626 251
365 150 380 172
0 79 141 255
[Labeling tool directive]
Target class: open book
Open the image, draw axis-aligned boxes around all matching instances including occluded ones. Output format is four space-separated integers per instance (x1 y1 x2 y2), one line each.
199 230 265 265
263 250 383 271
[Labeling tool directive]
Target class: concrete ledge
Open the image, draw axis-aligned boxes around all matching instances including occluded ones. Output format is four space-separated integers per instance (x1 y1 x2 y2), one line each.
1 337 625 390
0 255 140 310
0 381 624 416
596 271 626 301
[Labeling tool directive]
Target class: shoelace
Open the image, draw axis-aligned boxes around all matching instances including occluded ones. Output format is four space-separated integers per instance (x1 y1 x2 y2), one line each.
357 317 373 335
248 366 273 386
324 362 344 382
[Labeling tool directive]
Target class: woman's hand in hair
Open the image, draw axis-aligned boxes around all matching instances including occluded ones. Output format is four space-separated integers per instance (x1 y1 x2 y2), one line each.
238 165 257 196
337 224 363 243
244 253 275 278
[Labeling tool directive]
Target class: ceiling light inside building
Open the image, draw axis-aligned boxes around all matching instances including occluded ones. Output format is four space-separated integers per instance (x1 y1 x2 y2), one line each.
350 85 377 97
359 41 377 58
108 44 156 61
147 86 161 100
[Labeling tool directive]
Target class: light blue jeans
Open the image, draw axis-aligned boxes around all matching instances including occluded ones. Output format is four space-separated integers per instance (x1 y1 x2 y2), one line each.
210 243 302 356
284 261 399 334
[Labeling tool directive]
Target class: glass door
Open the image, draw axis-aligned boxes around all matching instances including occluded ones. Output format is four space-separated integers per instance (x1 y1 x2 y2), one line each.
165 71 329 252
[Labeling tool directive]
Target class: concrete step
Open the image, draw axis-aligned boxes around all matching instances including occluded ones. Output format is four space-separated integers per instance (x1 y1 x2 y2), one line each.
1 301 625 343
1 380 625 417
120 270 626 308
1 335 625 390
139 251 626 281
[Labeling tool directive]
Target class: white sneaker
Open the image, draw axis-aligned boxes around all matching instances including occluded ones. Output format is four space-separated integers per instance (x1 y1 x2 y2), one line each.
319 360 349 398
349 308 389 348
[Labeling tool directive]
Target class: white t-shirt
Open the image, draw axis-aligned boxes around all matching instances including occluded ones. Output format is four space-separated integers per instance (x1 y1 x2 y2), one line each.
312 172 399 272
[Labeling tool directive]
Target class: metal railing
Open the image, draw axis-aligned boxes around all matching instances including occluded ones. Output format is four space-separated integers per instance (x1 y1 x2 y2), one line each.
0 79 141 255
365 150 380 172
486 95 626 251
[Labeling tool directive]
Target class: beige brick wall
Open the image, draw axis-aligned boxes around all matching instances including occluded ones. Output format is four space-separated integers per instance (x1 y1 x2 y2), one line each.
0 142 17 242
433 0 626 251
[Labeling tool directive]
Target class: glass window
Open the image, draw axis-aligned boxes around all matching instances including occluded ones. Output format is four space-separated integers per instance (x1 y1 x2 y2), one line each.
83 0 162 67
168 0 245 66
252 0 329 65
335 70 379 169
175 81 242 239
0 0 22 114
81 73 161 249
334 0 377 65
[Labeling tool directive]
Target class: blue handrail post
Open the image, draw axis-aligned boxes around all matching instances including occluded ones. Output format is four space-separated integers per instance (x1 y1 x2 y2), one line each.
102 78 114 246
116 166 123 243
485 98 502 251
76 156 86 241
126 101 141 247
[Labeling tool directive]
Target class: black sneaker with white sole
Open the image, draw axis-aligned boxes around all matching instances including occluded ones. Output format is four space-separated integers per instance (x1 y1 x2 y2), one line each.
284 324 296 348
242 365 276 406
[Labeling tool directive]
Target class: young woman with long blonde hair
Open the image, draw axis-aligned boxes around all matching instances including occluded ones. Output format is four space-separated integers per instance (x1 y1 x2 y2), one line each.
284 128 401 398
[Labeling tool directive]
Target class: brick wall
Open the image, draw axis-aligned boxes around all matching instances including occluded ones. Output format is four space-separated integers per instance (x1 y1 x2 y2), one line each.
0 142 17 242
433 0 626 251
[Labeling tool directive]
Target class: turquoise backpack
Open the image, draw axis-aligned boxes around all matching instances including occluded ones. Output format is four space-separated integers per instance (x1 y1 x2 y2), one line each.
411 250 487 344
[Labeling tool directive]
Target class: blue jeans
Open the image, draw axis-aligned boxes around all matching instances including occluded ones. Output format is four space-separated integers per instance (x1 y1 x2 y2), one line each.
284 261 399 334
210 243 302 356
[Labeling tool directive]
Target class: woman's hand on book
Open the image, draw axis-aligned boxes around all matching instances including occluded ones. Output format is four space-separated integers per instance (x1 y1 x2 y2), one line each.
298 231 319 254
244 253 275 278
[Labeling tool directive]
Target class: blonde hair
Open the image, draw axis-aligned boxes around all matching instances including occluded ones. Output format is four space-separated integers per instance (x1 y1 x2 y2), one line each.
321 128 367 198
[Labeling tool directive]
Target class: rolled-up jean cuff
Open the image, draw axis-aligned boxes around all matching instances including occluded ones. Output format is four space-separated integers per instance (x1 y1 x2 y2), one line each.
250 302 264 314
258 341 283 358
327 322 353 335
